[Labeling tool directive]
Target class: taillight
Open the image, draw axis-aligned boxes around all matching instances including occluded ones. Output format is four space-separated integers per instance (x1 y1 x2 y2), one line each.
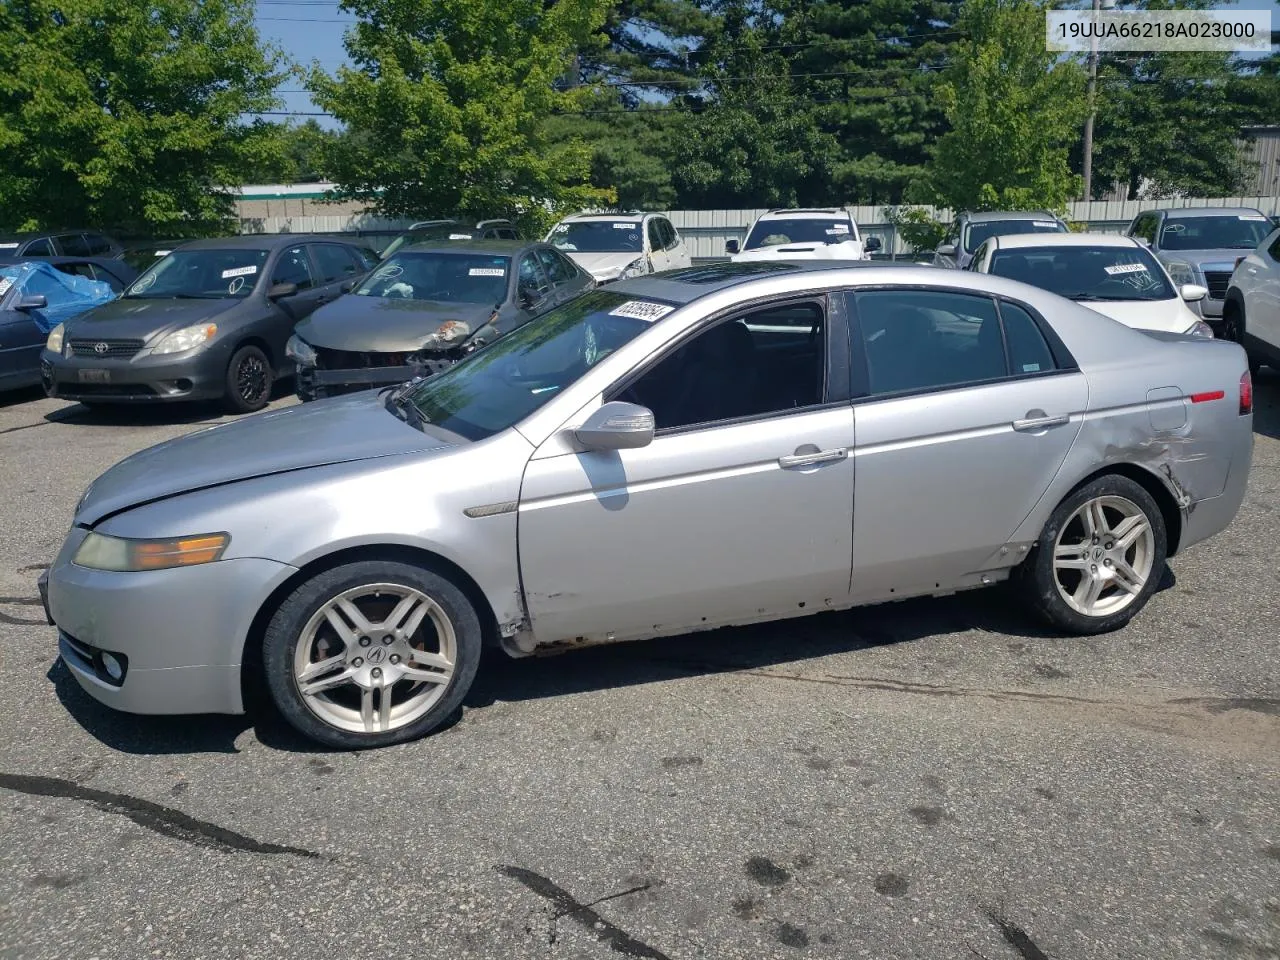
1240 370 1253 415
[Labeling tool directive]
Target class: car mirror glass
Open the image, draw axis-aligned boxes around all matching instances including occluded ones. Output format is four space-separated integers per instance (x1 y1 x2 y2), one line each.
575 401 655 451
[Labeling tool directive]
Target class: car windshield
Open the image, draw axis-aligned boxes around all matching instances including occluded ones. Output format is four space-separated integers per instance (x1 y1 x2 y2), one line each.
381 224 479 259
1159 214 1272 251
124 249 269 299
548 221 644 254
964 219 1065 253
990 245 1175 301
745 218 854 249
355 253 512 304
398 289 664 440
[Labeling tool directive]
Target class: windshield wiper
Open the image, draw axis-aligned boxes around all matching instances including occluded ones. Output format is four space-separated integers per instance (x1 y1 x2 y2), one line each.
384 388 427 430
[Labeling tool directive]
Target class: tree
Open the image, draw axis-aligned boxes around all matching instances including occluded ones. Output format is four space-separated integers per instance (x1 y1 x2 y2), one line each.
0 0 284 236
921 0 1086 211
309 0 617 233
242 120 342 185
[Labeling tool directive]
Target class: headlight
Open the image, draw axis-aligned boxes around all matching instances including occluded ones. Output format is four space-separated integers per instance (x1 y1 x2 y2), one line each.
1183 320 1215 339
285 334 317 365
152 323 217 355
419 320 472 351
73 531 230 572
1164 261 1197 284
46 323 65 354
620 258 650 279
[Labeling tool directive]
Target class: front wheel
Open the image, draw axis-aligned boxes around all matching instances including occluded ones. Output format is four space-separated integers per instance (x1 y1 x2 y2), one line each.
261 560 482 749
224 344 273 414
1016 475 1168 635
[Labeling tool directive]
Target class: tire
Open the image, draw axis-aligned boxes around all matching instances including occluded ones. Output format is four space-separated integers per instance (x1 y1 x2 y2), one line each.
261 560 482 749
1016 474 1168 635
224 344 273 414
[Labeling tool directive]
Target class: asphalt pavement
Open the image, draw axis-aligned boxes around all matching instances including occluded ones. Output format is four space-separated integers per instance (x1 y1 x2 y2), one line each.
0 378 1277 960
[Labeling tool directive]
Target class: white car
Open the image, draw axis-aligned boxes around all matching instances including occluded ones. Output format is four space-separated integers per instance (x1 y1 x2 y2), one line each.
1224 226 1280 373
727 208 880 262
545 212 691 283
969 233 1214 338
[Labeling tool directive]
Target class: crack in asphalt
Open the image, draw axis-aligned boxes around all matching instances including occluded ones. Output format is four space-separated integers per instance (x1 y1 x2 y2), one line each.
497 865 669 959
987 910 1052 960
0 773 323 859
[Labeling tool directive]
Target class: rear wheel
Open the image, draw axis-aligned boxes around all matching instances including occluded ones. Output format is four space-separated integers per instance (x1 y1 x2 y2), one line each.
261 560 482 749
224 344 273 413
1016 474 1167 635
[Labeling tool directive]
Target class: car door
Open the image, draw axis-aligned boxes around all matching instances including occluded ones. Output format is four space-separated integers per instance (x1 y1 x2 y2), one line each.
1242 231 1280 350
517 295 856 644
311 242 364 294
533 246 580 305
645 218 670 273
262 245 328 362
0 272 57 386
844 287 1088 603
660 217 690 269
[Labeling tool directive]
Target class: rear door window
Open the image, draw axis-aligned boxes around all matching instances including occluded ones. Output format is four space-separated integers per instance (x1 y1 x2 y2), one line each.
311 243 361 284
998 302 1057 375
58 234 92 256
518 253 551 299
84 234 114 256
23 237 54 256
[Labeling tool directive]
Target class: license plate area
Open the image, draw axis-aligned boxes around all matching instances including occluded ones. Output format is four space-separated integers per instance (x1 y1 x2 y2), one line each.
78 369 111 383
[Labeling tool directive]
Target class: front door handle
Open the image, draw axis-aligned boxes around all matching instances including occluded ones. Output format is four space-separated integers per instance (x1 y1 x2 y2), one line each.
779 447 848 468
1013 411 1070 432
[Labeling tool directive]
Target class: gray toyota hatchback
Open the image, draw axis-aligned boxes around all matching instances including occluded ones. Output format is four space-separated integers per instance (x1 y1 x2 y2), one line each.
41 235 378 412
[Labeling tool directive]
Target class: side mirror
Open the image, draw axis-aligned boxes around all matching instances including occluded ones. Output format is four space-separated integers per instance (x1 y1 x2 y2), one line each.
15 294 48 311
936 243 957 257
518 286 540 309
1180 283 1208 302
267 281 298 300
865 237 882 253
725 239 740 255
575 401 655 451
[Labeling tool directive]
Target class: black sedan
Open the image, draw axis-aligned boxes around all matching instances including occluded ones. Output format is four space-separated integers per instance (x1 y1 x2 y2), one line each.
0 230 124 261
287 240 593 401
41 235 379 412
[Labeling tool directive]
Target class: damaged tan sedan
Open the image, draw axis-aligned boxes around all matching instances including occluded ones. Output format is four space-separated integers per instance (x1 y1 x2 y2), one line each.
42 261 1254 748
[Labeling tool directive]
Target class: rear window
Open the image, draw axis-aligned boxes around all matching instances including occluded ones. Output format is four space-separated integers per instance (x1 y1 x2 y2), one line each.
745 218 855 249
964 219 1065 253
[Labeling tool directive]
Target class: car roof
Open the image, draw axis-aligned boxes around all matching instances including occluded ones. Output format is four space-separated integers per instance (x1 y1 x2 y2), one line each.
396 239 534 255
757 208 849 219
1150 207 1267 218
992 232 1140 250
610 260 914 303
560 212 649 224
963 211 1062 223
174 235 370 252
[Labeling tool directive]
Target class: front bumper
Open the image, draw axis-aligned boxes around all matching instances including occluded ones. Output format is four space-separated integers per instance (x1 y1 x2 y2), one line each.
41 343 230 403
46 538 295 715
296 355 458 400
1190 296 1225 324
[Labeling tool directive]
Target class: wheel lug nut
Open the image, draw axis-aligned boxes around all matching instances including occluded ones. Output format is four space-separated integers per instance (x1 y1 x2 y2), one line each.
359 636 371 647
1104 559 1113 567
371 667 382 678
383 635 394 645
353 657 364 667
390 654 401 664
1091 564 1098 573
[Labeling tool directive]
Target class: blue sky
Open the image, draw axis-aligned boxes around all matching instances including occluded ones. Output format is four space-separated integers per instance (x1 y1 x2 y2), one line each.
254 0 1280 131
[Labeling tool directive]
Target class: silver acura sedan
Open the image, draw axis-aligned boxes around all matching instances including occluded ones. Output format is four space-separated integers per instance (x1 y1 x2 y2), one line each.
41 261 1255 748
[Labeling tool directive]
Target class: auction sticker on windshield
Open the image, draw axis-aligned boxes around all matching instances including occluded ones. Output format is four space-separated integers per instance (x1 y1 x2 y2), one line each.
469 268 505 277
612 223 633 229
1033 220 1060 228
221 265 258 279
0 278 12 296
1104 263 1148 276
0 243 18 250
609 300 675 322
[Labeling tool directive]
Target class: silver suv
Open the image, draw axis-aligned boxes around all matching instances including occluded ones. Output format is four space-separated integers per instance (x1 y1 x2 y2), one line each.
933 211 1068 269
1125 207 1274 333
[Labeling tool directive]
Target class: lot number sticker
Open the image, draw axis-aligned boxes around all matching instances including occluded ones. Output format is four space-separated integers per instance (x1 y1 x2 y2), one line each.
828 224 850 233
0 243 18 250
469 267 505 277
1104 262 1148 276
1033 220 1060 229
609 300 674 322
221 265 258 279
612 223 633 229
0 278 11 296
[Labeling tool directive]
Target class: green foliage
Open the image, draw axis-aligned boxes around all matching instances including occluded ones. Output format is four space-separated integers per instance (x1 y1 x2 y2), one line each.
884 206 947 253
0 0 284 235
308 0 617 230
923 0 1085 213
241 120 342 185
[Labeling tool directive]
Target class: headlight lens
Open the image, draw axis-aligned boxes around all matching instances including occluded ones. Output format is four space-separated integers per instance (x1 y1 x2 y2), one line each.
1184 320 1215 339
620 258 650 279
285 334 317 365
152 323 217 355
73 531 230 572
1165 261 1197 285
46 323 65 354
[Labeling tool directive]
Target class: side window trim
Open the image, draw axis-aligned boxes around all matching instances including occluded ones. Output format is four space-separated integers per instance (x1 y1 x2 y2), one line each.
603 293 848 437
519 253 551 297
841 284 1079 403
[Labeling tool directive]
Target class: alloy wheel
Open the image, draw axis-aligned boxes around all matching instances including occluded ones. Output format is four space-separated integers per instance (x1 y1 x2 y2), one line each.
1052 495 1156 618
292 583 457 734
237 354 268 405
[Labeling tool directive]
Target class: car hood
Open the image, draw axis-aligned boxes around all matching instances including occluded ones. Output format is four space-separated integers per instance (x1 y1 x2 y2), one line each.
562 251 644 280
1078 298 1198 334
294 297 498 352
65 297 242 342
1160 249 1254 272
74 392 457 525
732 240 865 262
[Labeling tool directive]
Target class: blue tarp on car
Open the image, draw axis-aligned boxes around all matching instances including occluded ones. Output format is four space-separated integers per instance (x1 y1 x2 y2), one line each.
0 260 116 333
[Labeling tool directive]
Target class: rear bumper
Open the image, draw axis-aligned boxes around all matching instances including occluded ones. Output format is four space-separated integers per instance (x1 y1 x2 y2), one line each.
41 345 229 403
1179 415 1253 553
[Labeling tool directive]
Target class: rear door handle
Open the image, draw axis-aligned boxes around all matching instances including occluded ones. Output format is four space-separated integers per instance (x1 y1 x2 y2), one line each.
1012 412 1070 432
779 447 848 468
